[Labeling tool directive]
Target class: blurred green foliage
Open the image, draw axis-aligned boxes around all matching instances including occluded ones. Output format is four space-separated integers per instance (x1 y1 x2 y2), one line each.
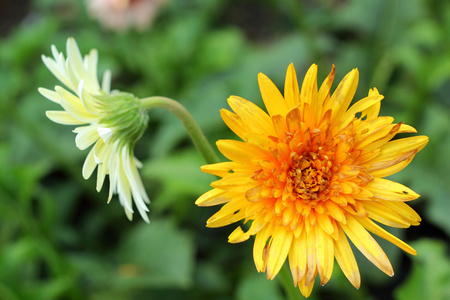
0 0 449 299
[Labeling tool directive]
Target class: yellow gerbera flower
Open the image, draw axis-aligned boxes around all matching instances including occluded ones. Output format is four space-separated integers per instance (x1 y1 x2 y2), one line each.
39 38 150 222
196 64 428 297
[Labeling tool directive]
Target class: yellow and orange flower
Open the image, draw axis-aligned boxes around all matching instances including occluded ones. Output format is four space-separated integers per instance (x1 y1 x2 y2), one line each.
196 64 428 297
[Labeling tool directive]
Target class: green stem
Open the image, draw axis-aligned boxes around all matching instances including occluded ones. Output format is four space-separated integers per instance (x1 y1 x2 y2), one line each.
140 96 220 165
279 264 304 300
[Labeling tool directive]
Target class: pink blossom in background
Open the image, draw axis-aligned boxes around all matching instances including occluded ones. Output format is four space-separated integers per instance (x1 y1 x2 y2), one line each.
86 0 168 32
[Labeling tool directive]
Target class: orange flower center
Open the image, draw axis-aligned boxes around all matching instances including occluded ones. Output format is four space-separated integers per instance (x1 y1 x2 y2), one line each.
288 152 332 201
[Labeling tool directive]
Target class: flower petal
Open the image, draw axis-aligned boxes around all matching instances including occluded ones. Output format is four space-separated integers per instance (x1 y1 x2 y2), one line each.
267 227 293 280
315 225 334 285
334 227 360 288
196 188 233 207
355 216 417 255
38 87 60 103
227 96 275 137
284 63 300 108
75 125 100 150
258 72 289 117
326 68 359 123
366 136 429 172
364 178 420 201
341 215 394 277
46 110 86 125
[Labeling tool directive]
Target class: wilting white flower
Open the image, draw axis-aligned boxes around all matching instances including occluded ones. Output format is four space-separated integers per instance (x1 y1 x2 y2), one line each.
86 0 168 32
39 37 151 222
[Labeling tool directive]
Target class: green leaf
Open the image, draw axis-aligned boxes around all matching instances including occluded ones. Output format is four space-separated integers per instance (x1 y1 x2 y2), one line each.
236 272 284 300
143 149 213 213
395 239 450 300
116 218 195 289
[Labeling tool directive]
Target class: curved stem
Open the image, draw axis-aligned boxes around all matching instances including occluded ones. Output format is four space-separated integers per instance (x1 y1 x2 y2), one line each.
279 264 304 300
140 96 220 165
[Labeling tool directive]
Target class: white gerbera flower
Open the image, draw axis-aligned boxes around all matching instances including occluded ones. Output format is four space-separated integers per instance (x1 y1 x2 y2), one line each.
39 37 150 222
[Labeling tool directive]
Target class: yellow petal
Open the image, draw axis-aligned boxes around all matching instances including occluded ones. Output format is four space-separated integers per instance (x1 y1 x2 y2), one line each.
220 109 248 140
316 65 335 120
369 157 412 178
196 188 233 207
201 161 248 177
397 123 417 133
286 106 302 133
206 198 247 227
359 122 403 153
253 223 274 272
216 139 269 163
334 227 361 288
337 95 384 132
363 201 412 228
355 216 417 255
210 174 259 192
324 200 346 223
228 226 251 243
298 273 316 298
267 227 293 280
289 229 307 285
354 117 395 149
316 213 335 236
362 87 381 119
243 132 276 150
272 114 288 140
227 96 275 137
300 64 318 108
305 227 317 286
366 136 429 171
382 201 421 225
284 63 300 108
258 72 289 117
326 68 359 123
340 215 394 277
314 225 334 285
364 178 420 201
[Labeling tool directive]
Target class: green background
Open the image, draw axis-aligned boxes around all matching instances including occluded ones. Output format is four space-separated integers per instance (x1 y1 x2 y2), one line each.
0 0 449 299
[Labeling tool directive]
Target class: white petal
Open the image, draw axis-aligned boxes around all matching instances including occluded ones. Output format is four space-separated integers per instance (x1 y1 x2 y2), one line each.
58 93 97 123
93 139 109 164
102 70 111 94
82 147 97 179
38 88 60 103
66 38 86 84
42 55 72 89
85 49 101 91
117 164 134 213
46 111 86 125
97 127 113 143
96 144 112 192
107 142 120 200
75 125 100 150
122 147 150 219
78 80 101 115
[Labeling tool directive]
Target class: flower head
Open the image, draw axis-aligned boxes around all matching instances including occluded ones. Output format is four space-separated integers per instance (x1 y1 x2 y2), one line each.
196 64 428 297
86 0 167 32
39 38 150 222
